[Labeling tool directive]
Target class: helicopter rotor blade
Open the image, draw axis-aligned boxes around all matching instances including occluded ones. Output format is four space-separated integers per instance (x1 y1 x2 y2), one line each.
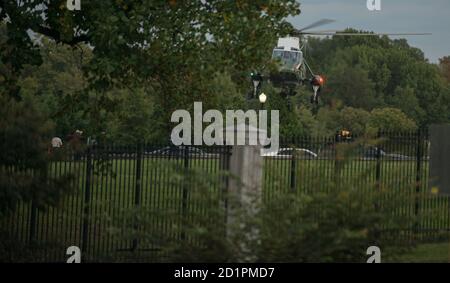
297 19 336 32
302 31 432 36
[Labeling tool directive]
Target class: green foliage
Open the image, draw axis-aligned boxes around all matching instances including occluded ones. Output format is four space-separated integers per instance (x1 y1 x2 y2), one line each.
313 106 341 136
2 1 301 141
306 32 450 128
368 108 418 133
384 86 425 124
296 105 318 136
338 107 370 136
104 157 414 263
322 52 379 110
255 190 402 263
0 94 74 216
4 0 449 263
0 21 42 99
281 32 450 137
1 0 300 94
18 38 90 136
392 243 450 263
4 3 449 140
439 56 450 83
0 226 65 263
105 88 155 144
208 72 246 111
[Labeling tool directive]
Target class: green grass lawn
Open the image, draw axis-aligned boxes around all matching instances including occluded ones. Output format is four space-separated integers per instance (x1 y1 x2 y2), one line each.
390 243 450 263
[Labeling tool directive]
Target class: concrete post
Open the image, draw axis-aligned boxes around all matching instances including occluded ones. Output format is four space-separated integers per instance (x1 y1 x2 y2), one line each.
223 124 265 261
429 125 450 196
227 143 263 208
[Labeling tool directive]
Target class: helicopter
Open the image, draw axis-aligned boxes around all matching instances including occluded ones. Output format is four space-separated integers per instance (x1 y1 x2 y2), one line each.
251 19 431 105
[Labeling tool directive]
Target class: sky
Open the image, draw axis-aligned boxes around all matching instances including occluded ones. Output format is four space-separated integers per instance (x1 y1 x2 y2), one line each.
289 0 450 63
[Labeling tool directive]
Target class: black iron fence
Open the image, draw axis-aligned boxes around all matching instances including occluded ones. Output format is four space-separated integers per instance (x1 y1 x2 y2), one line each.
264 130 449 242
1 130 450 262
1 144 232 262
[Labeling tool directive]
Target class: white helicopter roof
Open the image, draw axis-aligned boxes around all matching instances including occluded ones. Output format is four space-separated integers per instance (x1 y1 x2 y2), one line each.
276 37 300 51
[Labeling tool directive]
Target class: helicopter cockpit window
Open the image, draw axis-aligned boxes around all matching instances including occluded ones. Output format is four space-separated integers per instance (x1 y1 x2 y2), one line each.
272 50 302 70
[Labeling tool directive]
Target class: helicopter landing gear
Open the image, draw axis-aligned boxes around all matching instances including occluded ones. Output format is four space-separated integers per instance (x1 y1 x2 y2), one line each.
311 85 320 105
250 72 264 100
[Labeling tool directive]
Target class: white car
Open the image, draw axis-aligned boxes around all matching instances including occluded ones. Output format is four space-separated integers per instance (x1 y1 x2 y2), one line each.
263 148 318 159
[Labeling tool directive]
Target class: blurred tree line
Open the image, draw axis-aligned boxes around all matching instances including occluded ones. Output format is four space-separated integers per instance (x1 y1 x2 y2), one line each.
300 31 450 136
2 1 450 144
4 29 450 144
8 31 450 143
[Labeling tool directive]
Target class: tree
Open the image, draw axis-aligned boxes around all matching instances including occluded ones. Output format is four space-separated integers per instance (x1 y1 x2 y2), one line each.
0 22 41 99
2 1 302 142
323 59 379 110
105 88 156 144
384 86 425 125
314 106 342 136
296 105 318 137
0 94 73 217
367 108 417 133
439 56 450 82
338 107 370 136
206 72 246 112
1 1 300 92
18 38 91 136
306 31 450 127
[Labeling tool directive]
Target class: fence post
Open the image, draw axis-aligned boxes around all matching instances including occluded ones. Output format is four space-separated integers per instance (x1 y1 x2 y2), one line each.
290 155 296 191
334 134 339 182
375 131 383 192
429 125 450 240
81 146 93 254
289 137 296 192
375 141 382 191
373 132 382 241
414 129 423 233
225 125 264 262
180 146 189 241
219 146 232 234
29 201 38 244
132 144 143 251
29 163 48 244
